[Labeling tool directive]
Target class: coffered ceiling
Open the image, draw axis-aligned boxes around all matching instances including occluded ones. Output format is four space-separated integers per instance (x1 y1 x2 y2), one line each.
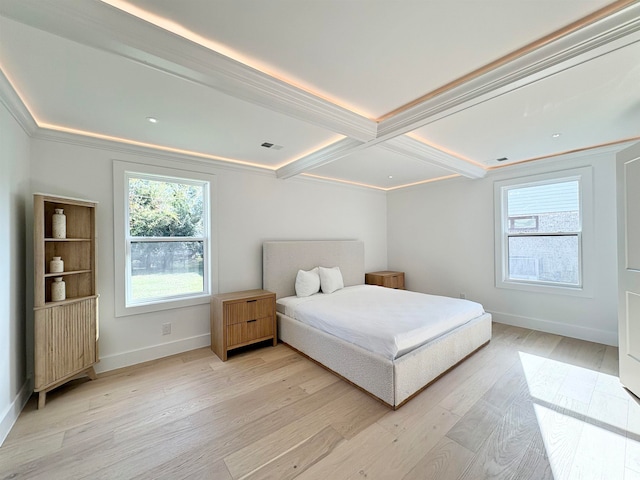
1 0 639 190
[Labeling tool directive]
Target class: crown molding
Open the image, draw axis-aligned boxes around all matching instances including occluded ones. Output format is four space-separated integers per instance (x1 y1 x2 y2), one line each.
485 135 640 172
0 0 377 142
32 128 275 177
276 138 365 179
296 173 387 193
0 67 38 136
377 1 640 141
381 136 486 179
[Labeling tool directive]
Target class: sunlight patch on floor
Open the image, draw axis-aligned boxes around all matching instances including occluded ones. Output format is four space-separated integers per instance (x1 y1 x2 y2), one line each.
519 351 640 480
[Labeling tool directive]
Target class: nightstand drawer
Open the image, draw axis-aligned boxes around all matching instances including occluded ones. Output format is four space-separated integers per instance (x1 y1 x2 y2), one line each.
385 274 404 289
224 297 273 325
226 317 274 347
365 271 405 289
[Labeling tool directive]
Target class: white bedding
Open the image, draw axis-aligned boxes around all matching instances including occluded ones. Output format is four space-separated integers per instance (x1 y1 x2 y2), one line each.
277 285 485 360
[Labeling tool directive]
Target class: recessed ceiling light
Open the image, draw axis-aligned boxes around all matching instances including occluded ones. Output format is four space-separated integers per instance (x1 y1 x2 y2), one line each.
552 133 561 138
147 117 158 124
388 175 393 179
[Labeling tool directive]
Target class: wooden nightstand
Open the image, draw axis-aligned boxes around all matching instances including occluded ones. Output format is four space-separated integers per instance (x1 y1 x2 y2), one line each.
365 271 405 290
211 289 276 361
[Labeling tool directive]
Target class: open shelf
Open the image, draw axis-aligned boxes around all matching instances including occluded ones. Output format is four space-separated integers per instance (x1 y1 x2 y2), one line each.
44 269 92 278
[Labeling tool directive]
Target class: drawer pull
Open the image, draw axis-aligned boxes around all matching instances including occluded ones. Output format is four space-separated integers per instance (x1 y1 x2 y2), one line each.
247 319 257 323
247 300 257 304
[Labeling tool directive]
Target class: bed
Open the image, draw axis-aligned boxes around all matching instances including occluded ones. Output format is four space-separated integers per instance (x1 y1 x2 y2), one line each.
262 240 492 409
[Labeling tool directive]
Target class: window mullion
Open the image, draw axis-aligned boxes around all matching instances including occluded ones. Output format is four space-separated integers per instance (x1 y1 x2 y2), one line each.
129 236 205 242
507 232 580 238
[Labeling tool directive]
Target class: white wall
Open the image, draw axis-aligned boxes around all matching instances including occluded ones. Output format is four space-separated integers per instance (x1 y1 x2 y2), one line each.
0 102 31 444
29 137 388 371
387 150 619 346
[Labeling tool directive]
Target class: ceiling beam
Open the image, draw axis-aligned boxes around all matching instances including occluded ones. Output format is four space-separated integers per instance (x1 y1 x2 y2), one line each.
276 138 365 179
381 137 486 179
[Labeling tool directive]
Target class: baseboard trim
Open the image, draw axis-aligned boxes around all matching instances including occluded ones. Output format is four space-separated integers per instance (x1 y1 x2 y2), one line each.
488 310 618 347
0 378 32 446
95 333 211 373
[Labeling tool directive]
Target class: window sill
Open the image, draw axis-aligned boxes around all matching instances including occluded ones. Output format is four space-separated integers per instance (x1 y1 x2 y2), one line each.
495 279 593 298
115 293 211 317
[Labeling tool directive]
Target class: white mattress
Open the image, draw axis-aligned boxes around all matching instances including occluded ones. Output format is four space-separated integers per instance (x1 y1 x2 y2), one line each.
277 285 485 360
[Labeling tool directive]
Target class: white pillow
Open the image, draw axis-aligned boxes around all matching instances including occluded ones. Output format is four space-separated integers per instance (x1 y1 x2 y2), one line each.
319 266 344 294
295 267 320 297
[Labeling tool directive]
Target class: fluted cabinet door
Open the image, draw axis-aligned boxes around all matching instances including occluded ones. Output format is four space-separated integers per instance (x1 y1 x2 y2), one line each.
34 298 97 390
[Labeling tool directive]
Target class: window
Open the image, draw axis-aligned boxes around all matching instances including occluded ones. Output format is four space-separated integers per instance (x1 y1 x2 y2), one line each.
126 174 209 306
494 167 593 296
114 160 217 316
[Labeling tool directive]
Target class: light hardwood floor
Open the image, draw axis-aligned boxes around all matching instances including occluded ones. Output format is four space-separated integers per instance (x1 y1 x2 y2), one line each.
1 323 639 479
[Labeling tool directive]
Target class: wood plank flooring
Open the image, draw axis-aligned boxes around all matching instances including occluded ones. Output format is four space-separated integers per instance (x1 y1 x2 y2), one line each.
1 323 639 479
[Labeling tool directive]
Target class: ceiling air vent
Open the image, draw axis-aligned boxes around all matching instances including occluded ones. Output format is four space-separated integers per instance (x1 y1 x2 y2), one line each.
496 157 508 162
261 142 283 150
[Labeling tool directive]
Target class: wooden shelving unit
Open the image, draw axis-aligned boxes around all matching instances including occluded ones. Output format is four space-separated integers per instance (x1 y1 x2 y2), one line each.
33 193 99 408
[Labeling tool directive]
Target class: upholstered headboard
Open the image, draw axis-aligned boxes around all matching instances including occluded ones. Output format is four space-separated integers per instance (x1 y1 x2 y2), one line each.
263 240 365 298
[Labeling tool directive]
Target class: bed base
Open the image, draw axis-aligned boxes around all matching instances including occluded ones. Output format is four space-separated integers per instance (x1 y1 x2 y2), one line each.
277 311 492 408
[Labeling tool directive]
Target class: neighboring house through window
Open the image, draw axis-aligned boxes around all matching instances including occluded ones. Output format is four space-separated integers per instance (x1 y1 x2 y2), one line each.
494 166 593 296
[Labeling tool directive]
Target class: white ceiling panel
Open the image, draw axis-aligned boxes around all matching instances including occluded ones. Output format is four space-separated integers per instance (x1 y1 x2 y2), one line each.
412 40 640 167
308 144 457 189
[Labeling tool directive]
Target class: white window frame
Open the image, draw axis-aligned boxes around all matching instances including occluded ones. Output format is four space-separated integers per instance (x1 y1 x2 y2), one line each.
114 159 218 317
494 166 594 297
